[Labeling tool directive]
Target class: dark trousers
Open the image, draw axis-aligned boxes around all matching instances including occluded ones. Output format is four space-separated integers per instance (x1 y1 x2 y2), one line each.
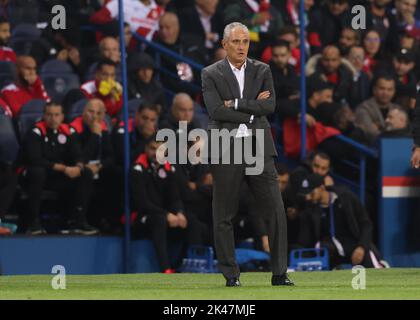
135 213 204 271
0 165 18 219
210 156 288 279
88 168 123 230
25 167 94 227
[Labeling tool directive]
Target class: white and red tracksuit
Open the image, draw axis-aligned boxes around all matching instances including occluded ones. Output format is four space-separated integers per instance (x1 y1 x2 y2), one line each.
80 80 123 118
0 46 16 63
90 0 164 41
1 77 50 117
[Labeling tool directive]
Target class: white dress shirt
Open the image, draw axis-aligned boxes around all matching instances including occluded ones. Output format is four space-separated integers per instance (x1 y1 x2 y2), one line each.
227 59 253 137
228 60 246 99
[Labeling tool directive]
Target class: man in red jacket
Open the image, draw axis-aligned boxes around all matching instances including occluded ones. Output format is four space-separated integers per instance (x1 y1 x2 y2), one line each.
1 55 50 117
0 17 16 63
80 59 123 118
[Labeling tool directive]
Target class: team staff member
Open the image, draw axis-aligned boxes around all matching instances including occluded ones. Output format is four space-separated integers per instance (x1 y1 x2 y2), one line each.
69 99 116 230
113 102 160 166
69 99 114 175
130 135 204 273
23 102 98 236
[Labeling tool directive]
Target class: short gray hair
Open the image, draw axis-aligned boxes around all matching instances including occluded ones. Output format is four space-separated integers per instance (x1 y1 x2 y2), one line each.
223 22 249 41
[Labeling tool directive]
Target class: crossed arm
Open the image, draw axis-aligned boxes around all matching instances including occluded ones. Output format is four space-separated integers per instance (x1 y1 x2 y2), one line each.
201 66 275 123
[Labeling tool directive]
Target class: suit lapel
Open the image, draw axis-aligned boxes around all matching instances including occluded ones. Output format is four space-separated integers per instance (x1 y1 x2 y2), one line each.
221 58 241 98
243 58 256 99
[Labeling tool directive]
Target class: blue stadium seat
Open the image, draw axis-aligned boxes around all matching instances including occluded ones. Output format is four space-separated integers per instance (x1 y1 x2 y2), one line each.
0 61 16 88
17 99 46 140
40 60 80 103
0 113 20 164
116 98 143 121
40 74 80 103
40 59 74 75
67 98 88 120
11 23 41 40
10 23 41 55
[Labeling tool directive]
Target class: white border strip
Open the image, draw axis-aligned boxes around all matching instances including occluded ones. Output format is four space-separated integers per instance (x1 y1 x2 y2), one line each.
382 187 420 198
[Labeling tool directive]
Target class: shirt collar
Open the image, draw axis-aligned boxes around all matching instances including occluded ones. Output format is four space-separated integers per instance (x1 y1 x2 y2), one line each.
228 59 247 72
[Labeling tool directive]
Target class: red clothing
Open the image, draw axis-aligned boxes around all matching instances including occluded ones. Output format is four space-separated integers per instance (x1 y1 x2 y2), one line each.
90 0 164 42
80 80 123 117
0 46 16 63
362 55 377 75
1 77 50 117
326 72 339 85
69 116 109 133
283 118 340 158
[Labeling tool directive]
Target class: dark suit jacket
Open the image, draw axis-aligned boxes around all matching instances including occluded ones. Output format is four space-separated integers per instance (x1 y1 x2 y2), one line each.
201 57 277 159
178 6 223 53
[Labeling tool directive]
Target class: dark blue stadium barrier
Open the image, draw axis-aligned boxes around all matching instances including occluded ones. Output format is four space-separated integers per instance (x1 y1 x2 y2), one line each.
379 138 420 267
118 0 132 274
299 0 307 160
0 237 168 275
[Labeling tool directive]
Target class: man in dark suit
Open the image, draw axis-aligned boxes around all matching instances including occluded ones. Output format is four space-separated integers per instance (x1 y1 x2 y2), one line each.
201 22 292 287
178 0 224 64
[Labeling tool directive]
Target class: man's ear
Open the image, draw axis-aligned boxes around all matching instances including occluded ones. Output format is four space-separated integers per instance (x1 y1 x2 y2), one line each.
222 39 227 50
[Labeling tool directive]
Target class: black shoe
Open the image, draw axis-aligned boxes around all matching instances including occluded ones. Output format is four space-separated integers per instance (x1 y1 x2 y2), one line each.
272 273 294 286
226 278 241 287
70 223 99 236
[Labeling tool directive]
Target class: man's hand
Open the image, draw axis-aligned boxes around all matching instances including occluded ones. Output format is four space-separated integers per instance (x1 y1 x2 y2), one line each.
90 121 102 135
224 100 234 108
411 147 420 169
64 166 81 179
351 246 365 265
324 175 334 187
167 212 179 228
68 47 81 66
286 207 298 220
206 32 218 42
201 173 213 186
57 49 69 61
85 163 101 176
261 235 270 253
257 91 270 100
177 212 188 229
298 113 317 127
53 163 67 173
252 11 271 26
187 181 197 191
